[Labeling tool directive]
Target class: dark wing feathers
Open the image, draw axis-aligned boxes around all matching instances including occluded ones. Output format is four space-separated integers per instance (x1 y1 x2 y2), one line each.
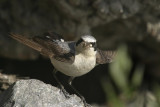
42 31 64 41
10 32 75 63
10 33 54 57
96 49 116 64
33 36 75 63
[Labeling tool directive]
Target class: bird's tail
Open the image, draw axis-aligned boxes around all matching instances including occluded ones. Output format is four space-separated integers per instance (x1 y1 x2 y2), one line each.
10 33 54 58
10 33 42 52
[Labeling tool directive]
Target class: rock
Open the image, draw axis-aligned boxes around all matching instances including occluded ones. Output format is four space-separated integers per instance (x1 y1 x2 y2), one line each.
0 79 84 107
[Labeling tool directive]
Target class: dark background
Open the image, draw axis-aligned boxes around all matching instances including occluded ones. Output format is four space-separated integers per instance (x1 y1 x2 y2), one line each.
0 0 160 106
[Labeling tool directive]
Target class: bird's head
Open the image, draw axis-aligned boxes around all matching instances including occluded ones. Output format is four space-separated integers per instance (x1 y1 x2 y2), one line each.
75 35 97 56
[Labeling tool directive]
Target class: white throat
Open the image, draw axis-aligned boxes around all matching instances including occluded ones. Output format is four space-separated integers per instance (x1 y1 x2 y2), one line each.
76 46 97 57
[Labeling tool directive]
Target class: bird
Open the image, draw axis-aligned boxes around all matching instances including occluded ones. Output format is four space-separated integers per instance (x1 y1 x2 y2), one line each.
10 31 116 106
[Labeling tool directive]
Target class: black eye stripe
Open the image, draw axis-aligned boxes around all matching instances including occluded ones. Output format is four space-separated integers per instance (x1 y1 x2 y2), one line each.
76 38 84 46
90 42 96 46
90 42 97 51
91 42 95 45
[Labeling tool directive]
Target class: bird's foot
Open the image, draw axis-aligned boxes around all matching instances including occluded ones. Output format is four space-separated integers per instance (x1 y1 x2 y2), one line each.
83 102 91 107
59 85 70 98
84 103 92 107
79 96 91 107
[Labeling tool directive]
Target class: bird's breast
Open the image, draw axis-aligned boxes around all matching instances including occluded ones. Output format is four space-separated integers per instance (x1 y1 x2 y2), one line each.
50 54 96 77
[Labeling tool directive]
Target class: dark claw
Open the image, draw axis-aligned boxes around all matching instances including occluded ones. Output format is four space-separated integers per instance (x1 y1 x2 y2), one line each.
59 87 70 98
80 96 91 107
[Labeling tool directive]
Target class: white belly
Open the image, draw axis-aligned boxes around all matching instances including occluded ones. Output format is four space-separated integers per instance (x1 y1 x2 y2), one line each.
50 54 96 77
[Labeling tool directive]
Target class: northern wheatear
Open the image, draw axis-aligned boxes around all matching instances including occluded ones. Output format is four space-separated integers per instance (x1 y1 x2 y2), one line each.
10 32 116 107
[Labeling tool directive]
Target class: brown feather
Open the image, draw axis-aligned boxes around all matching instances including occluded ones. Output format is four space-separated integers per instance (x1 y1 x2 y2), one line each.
10 33 53 57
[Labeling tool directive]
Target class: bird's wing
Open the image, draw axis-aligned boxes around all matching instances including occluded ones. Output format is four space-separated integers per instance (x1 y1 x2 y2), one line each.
96 49 116 64
10 32 75 63
10 33 53 57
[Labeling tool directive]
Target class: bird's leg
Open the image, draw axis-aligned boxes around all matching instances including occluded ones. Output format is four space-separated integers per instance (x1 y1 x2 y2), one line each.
52 69 70 98
68 77 91 107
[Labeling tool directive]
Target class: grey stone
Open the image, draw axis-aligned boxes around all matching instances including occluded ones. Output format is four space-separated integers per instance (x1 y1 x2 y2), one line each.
0 79 84 107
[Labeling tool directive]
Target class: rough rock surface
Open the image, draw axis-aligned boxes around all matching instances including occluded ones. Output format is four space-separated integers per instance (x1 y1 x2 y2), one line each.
0 79 84 107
